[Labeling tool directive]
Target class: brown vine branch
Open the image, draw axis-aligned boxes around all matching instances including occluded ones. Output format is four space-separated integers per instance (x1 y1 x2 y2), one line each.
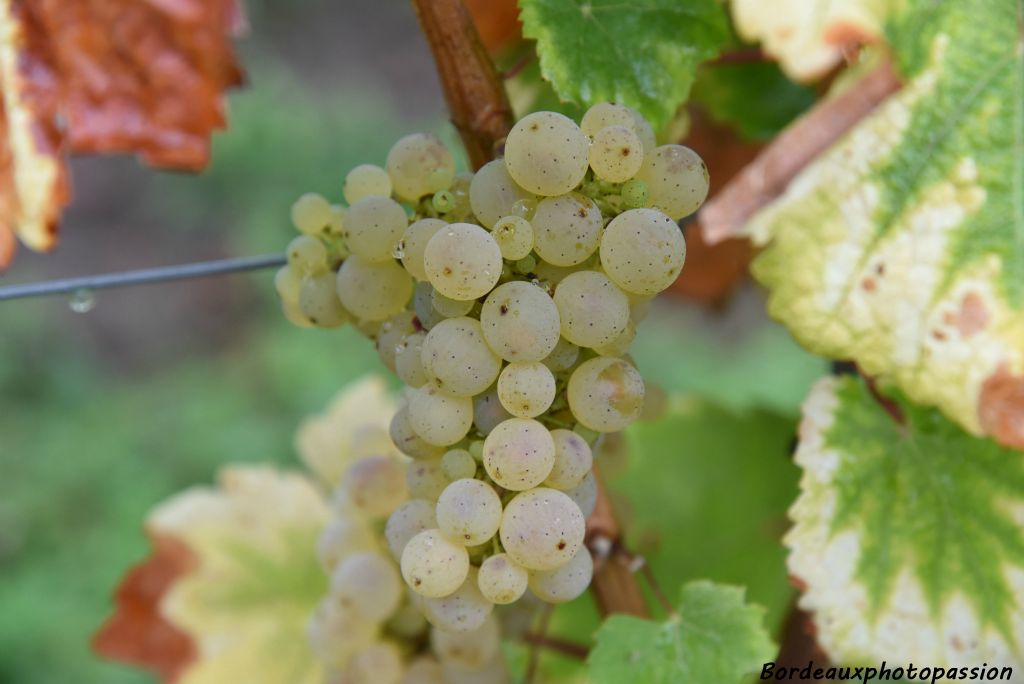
412 0 650 620
522 633 591 661
411 0 514 170
699 60 902 245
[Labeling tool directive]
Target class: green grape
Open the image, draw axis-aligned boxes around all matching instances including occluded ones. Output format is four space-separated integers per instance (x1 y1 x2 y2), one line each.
329 551 402 621
395 331 430 388
504 111 590 196
469 159 535 228
436 479 502 546
413 281 445 331
386 499 437 560
496 362 556 418
544 429 592 490
423 223 502 301
346 642 403 684
387 133 456 202
528 547 593 603
593 319 636 357
499 488 585 571
620 178 649 208
430 613 500 667
472 386 512 436
565 470 598 518
336 255 413 321
635 144 709 220
390 404 444 460
342 456 409 518
589 125 644 182
405 656 445 684
441 449 476 480
431 289 474 318
420 317 501 397
316 518 377 571
401 528 470 598
476 553 528 605
532 193 603 266
432 190 457 213
510 197 537 219
407 458 450 501
344 163 393 204
541 336 580 373
567 356 645 432
408 381 474 447
286 235 328 275
482 417 555 491
376 310 418 371
480 281 561 362
291 192 332 234
328 204 347 236
601 208 686 295
274 265 303 302
491 215 534 260
401 218 447 282
552 270 630 348
298 272 349 327
423 567 494 633
346 196 409 262
580 102 655 153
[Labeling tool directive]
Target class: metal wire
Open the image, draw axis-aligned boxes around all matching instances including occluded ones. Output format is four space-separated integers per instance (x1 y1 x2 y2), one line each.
0 254 286 302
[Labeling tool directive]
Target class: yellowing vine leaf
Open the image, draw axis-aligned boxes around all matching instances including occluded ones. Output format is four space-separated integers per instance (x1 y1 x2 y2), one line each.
730 0 886 82
788 376 1024 668
742 0 1024 448
0 0 244 255
95 466 328 684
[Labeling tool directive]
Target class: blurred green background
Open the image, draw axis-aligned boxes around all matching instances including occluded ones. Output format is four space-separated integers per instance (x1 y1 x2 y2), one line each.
0 1 827 681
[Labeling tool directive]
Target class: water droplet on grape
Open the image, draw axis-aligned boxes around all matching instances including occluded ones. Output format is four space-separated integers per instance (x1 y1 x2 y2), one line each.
68 288 95 313
392 241 406 259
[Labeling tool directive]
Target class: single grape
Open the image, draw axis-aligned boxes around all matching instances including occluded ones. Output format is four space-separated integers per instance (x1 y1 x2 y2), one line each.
431 289 474 318
274 265 303 302
504 111 590 196
390 404 444 460
420 317 502 397
441 449 477 480
589 125 644 182
286 235 328 275
472 386 513 436
423 567 494 632
635 144 709 220
336 255 413 321
413 281 446 331
281 299 313 327
541 337 580 373
528 546 593 603
480 281 560 362
402 218 447 282
347 641 404 684
342 456 409 517
406 457 451 501
395 331 430 388
291 192 333 234
601 208 686 295
436 479 502 546
401 529 470 598
328 204 347 236
565 470 598 517
317 517 377 571
531 193 603 266
620 178 649 208
408 382 474 447
307 601 378 667
298 272 349 327
424 223 502 301
469 159 535 228
387 133 456 202
593 319 636 357
430 612 500 668
552 271 630 349
404 656 446 684
346 196 409 263
344 163 393 204
544 429 593 489
499 488 586 571
567 356 645 432
496 362 556 418
330 551 402 621
386 499 438 560
482 418 556 491
477 553 528 604
491 215 534 260
580 102 655 152
376 310 418 371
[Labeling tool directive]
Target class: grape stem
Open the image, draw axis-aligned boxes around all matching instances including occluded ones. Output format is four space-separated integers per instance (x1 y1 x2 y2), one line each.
526 604 554 682
521 633 590 661
699 60 901 245
410 0 514 170
412 0 651 619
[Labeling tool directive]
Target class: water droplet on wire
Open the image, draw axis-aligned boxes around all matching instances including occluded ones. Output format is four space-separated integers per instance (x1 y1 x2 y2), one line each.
68 288 95 313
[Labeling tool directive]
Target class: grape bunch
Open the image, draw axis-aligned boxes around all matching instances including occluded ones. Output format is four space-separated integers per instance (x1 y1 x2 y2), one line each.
279 102 708 683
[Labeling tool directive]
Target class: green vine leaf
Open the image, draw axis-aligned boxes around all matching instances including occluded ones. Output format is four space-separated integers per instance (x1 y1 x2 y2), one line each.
518 0 729 131
588 580 774 684
742 0 1024 448
788 375 1024 667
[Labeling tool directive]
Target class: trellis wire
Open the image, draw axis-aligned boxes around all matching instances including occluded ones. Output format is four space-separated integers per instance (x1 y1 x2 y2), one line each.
0 254 286 302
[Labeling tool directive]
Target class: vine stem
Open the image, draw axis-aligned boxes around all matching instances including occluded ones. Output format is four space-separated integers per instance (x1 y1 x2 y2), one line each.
521 633 590 661
411 0 651 619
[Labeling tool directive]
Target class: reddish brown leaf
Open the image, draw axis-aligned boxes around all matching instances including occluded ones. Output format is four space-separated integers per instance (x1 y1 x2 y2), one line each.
979 366 1024 450
93 533 198 684
0 0 244 257
463 0 521 55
